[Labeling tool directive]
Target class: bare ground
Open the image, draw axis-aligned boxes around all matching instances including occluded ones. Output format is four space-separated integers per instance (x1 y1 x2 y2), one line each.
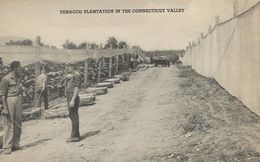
1 65 260 162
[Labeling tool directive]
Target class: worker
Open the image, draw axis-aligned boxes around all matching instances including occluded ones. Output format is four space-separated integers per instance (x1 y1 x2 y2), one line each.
64 62 81 142
0 61 23 154
35 65 48 110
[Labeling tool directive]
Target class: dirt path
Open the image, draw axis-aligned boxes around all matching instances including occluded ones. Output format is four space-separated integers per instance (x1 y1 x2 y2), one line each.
1 66 260 162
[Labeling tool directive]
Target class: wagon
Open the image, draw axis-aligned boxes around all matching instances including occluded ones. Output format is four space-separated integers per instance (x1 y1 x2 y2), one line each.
151 56 170 67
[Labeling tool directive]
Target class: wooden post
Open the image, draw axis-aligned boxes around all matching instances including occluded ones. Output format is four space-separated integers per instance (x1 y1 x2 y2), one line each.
122 55 125 70
233 0 239 17
128 54 131 69
98 59 101 83
34 61 41 107
109 57 113 78
84 59 89 87
215 16 220 25
116 55 119 74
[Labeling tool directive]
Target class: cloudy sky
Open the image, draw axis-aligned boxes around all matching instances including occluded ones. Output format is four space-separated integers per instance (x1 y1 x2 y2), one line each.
0 0 258 50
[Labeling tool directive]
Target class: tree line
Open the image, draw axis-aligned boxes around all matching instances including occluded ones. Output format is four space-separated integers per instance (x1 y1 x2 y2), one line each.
62 37 137 50
5 39 33 46
4 37 143 52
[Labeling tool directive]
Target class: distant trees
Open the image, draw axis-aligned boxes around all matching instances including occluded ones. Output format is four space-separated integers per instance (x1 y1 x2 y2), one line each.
118 41 128 49
62 37 138 50
62 40 77 49
89 43 99 49
63 41 100 49
6 39 32 45
3 36 141 51
77 42 86 49
131 45 143 52
104 37 118 49
103 37 130 49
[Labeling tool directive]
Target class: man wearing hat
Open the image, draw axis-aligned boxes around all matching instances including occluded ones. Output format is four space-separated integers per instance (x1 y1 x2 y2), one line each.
64 62 81 142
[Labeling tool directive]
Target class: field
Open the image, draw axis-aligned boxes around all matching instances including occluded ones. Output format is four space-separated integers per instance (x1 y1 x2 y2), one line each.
0 65 259 162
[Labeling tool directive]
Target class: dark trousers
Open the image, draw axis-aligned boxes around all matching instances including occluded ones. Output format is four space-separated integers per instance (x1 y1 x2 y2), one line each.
67 93 80 138
35 88 48 110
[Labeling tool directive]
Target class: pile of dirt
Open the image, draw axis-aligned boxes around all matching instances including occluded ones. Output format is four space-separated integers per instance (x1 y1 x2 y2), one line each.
173 65 260 162
180 110 210 134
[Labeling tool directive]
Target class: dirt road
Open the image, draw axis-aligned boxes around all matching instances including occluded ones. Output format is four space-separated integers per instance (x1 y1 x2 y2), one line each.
1 66 260 162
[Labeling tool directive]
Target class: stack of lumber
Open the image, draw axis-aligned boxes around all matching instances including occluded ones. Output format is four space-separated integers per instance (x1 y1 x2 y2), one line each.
22 108 42 121
42 107 69 119
85 87 108 95
114 74 129 81
105 78 120 84
79 93 96 106
96 82 114 88
121 72 131 81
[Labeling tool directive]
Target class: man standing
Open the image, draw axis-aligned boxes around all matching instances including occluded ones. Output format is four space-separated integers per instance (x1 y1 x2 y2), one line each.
64 62 81 142
35 65 48 110
0 61 23 154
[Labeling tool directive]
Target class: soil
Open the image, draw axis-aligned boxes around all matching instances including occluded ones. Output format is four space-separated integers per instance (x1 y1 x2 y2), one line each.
1 65 259 162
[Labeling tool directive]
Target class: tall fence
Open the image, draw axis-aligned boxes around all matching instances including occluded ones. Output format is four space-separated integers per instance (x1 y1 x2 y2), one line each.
0 45 142 107
0 45 136 66
181 2 260 115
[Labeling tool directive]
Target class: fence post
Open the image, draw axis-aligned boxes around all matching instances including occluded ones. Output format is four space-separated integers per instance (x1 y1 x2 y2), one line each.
200 33 204 39
98 59 101 83
233 0 239 17
34 61 41 107
128 54 131 69
215 16 220 25
84 59 89 87
116 55 119 74
208 25 212 33
122 55 125 70
109 57 113 78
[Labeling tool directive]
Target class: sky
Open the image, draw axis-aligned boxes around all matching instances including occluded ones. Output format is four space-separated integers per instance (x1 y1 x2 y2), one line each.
0 0 258 50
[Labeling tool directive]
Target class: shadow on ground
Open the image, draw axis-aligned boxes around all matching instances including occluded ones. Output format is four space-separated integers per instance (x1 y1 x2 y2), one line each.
0 138 52 154
80 130 101 141
22 138 52 149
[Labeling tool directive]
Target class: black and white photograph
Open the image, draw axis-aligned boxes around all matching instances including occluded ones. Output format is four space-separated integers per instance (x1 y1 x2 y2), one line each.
0 0 259 161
